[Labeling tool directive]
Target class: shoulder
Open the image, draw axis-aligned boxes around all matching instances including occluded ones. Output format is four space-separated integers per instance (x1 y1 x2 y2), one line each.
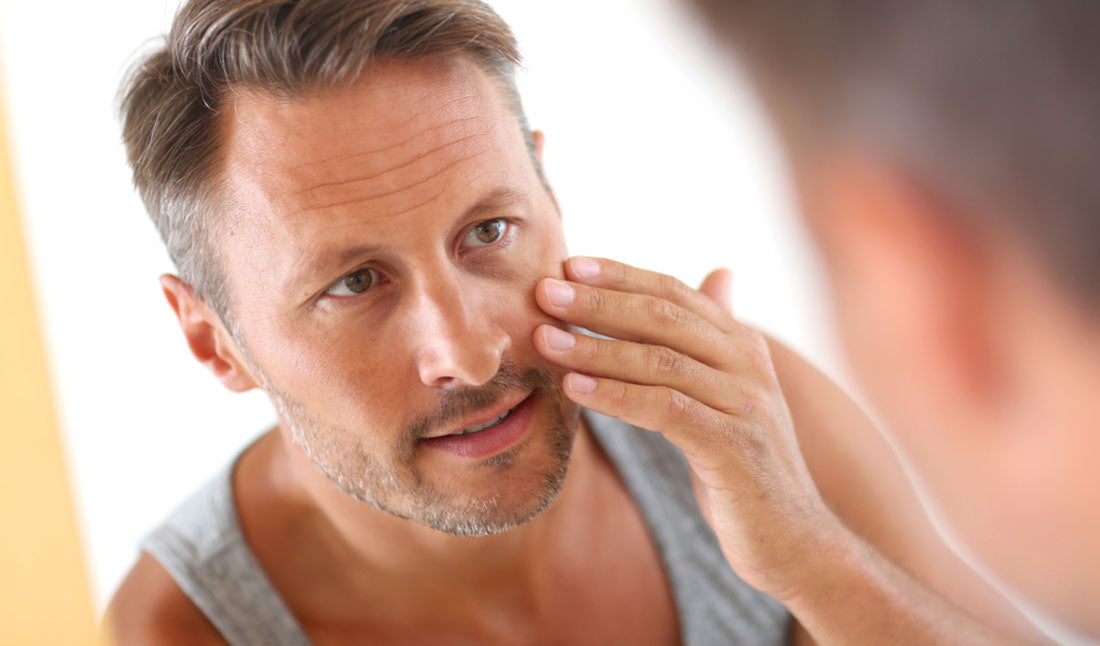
766 336 1045 640
103 552 225 646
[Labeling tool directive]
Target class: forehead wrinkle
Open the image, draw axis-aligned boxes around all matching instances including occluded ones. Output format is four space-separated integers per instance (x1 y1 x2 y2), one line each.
291 125 489 200
298 145 493 215
285 101 483 174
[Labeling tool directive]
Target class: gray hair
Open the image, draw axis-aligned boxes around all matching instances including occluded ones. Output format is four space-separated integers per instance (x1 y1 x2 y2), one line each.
119 0 542 321
692 0 1100 308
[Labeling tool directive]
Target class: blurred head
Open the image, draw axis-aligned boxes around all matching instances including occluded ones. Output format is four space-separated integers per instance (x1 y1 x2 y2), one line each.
692 0 1100 639
119 0 579 537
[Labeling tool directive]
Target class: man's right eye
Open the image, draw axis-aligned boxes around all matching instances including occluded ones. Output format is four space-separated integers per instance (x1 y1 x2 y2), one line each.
325 267 381 298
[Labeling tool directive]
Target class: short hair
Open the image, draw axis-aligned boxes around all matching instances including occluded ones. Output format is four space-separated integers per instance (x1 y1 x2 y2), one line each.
691 0 1100 308
119 0 540 321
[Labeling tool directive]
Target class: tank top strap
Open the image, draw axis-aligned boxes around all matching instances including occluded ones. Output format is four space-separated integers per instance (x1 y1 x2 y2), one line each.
141 458 313 646
584 409 791 645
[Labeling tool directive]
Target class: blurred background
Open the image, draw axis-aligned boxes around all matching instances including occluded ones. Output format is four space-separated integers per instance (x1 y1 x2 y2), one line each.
0 0 841 618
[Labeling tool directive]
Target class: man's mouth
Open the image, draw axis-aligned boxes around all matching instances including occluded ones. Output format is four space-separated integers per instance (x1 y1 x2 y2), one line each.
448 406 517 436
419 392 538 459
422 392 531 440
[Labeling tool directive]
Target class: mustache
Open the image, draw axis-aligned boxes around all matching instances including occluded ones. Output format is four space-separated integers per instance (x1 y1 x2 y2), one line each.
406 358 557 441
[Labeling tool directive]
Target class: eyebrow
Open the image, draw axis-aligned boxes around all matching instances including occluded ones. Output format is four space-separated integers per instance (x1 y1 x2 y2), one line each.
292 187 528 287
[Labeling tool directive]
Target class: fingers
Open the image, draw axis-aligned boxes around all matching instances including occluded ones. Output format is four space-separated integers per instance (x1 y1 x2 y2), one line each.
563 257 736 332
698 268 734 314
534 324 738 413
560 372 724 460
536 277 734 369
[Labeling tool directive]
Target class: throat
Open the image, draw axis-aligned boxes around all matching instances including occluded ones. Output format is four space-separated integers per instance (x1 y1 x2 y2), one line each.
248 415 617 629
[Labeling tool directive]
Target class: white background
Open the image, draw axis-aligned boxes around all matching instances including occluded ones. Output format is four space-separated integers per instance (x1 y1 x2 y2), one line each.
0 0 842 612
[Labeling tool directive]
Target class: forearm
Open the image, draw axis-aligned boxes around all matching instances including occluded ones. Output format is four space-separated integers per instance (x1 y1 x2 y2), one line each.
783 521 1020 646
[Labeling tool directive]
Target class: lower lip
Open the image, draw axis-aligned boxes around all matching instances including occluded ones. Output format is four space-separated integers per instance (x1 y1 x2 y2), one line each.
419 393 536 459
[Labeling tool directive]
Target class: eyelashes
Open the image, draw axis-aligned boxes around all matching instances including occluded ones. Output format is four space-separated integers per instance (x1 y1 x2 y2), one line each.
321 218 516 302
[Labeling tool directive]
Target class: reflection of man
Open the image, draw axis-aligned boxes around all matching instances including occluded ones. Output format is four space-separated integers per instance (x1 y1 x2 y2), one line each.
108 0 1040 643
686 1 1100 643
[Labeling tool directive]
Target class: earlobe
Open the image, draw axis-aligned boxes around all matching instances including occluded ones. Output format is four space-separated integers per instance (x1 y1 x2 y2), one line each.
159 275 259 393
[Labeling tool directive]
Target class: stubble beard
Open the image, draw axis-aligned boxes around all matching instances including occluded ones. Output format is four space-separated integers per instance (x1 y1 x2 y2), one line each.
261 358 581 537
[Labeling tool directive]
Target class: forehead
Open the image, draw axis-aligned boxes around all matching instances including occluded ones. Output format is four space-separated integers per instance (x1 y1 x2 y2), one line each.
215 55 527 247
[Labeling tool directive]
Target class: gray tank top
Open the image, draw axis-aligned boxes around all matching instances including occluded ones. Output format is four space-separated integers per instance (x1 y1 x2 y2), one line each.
142 410 791 645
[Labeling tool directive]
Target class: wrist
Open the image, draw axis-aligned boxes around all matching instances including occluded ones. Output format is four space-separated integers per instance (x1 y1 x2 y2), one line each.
762 509 858 606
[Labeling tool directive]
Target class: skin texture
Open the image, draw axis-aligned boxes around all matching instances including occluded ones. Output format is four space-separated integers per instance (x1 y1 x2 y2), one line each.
531 259 1041 645
108 55 679 644
213 57 578 531
106 55 1047 644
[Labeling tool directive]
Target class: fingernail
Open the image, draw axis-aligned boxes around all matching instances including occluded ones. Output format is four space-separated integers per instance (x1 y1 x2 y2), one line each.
570 257 600 280
567 373 597 394
543 326 576 351
545 279 575 307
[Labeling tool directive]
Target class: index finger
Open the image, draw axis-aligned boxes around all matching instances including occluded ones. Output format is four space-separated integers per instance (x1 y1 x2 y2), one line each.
564 257 738 334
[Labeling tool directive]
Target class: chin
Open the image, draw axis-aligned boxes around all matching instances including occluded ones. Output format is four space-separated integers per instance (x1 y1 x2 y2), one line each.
411 397 581 537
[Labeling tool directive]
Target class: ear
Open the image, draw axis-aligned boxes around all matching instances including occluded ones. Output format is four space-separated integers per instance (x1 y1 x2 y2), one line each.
809 157 1001 414
531 129 562 215
160 275 259 393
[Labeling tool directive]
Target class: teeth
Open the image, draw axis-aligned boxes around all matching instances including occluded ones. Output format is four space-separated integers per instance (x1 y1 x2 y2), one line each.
452 407 514 436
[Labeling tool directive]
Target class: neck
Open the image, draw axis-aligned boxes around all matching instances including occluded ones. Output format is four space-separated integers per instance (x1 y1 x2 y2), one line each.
263 414 608 593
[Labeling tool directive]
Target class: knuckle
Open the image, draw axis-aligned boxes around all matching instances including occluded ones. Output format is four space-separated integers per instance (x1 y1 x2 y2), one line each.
743 331 774 375
590 336 613 360
658 273 690 300
664 387 691 417
653 346 683 377
737 388 768 419
647 297 682 329
586 288 609 317
611 260 628 283
609 381 630 406
730 420 767 460
602 376 629 407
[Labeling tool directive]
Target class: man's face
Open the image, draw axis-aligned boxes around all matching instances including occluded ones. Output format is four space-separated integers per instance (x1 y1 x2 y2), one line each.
214 56 579 536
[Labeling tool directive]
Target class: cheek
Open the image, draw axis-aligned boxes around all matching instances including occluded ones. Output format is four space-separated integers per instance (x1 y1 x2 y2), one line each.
527 208 569 275
245 311 406 435
468 220 569 362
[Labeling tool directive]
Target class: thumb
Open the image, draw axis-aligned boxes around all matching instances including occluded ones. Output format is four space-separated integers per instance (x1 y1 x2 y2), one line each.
699 268 733 313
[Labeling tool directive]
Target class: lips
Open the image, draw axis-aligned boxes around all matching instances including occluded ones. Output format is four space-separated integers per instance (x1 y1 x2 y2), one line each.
423 392 530 440
419 392 537 459
448 406 517 436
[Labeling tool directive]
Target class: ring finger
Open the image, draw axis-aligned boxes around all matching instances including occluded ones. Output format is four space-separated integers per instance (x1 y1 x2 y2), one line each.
534 324 737 413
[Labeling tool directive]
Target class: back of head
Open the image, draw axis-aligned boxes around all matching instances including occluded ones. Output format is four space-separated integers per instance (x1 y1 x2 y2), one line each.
691 0 1100 311
692 2 1100 640
119 0 530 320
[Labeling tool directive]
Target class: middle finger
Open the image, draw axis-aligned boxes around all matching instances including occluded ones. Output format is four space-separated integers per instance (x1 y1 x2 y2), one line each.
534 324 738 413
535 278 734 369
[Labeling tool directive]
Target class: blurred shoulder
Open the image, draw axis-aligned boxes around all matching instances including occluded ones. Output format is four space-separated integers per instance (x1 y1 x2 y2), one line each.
103 552 225 646
766 336 1045 641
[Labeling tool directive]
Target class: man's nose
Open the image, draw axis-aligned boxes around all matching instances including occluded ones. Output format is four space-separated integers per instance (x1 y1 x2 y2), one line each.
409 278 511 389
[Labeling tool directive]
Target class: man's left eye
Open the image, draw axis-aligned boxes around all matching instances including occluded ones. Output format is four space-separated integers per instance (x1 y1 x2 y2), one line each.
462 219 507 248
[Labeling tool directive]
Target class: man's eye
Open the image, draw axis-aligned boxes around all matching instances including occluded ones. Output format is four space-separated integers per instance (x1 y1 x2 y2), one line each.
325 267 381 298
462 219 507 248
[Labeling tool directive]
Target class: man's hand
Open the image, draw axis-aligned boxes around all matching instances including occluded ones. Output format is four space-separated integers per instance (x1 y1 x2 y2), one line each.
533 257 1020 645
532 256 840 600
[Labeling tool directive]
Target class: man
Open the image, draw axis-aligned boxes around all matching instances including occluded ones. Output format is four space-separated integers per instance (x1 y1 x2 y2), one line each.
107 0 1041 643
685 1 1100 644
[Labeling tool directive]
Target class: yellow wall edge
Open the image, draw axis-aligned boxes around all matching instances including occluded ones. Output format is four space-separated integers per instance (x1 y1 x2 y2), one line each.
0 74 103 644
